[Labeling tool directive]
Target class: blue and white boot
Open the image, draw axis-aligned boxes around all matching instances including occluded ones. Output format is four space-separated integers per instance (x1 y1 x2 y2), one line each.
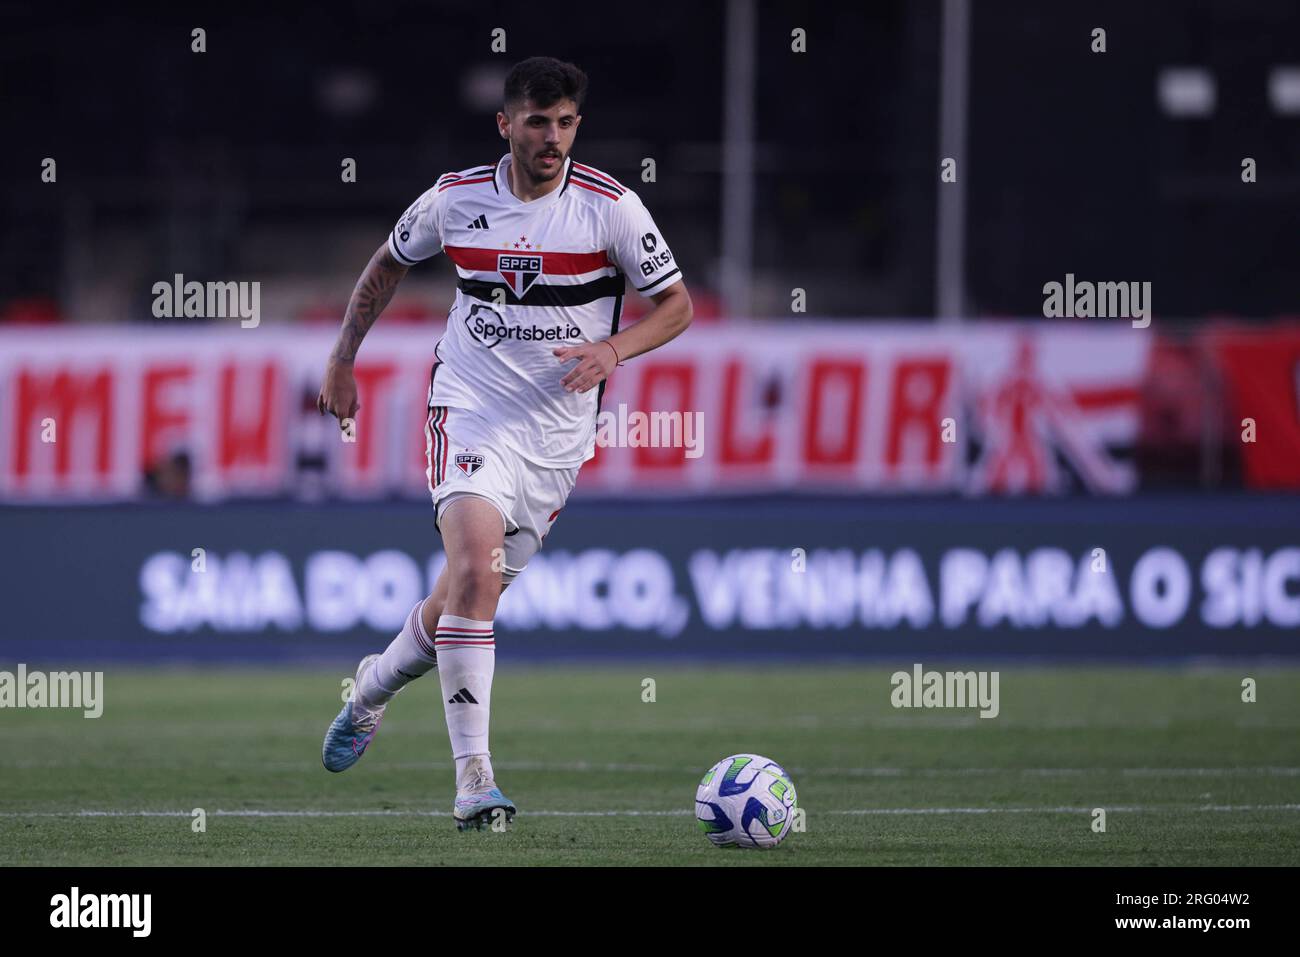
453 755 516 831
322 654 386 773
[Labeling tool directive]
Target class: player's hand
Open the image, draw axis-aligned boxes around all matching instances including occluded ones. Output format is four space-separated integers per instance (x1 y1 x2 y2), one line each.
554 341 618 394
317 358 359 425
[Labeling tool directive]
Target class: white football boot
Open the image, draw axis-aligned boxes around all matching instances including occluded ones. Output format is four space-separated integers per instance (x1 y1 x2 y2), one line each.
452 755 516 831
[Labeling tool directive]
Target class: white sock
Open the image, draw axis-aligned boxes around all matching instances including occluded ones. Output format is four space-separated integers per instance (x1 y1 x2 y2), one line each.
357 599 438 710
435 614 495 785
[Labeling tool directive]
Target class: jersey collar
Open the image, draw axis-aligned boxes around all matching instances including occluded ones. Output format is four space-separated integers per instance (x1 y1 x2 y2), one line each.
496 152 573 208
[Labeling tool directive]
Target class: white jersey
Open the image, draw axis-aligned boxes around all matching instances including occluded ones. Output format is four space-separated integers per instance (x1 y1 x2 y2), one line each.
388 153 682 468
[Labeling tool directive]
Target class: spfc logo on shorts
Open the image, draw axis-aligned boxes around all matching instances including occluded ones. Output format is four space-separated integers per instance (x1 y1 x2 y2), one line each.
497 253 542 298
454 451 485 477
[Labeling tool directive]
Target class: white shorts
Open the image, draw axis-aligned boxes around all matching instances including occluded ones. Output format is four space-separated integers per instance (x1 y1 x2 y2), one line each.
425 405 579 583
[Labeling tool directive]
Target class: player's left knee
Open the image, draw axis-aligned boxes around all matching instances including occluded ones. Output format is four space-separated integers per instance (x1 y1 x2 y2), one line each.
447 569 499 606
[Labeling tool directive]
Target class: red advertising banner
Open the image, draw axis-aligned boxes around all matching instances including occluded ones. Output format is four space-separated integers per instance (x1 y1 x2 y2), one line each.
1203 324 1300 489
0 323 1152 502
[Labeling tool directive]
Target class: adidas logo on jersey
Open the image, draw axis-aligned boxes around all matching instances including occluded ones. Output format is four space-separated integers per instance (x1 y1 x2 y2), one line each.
467 214 490 229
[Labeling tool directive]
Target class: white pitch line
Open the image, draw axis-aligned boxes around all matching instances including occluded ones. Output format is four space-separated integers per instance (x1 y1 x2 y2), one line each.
4 759 1300 779
828 804 1300 816
487 763 1300 778
0 809 689 819
808 766 1300 778
2 804 1299 820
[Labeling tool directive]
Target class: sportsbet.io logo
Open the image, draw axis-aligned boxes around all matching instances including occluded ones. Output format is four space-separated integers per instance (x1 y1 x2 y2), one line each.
464 304 580 348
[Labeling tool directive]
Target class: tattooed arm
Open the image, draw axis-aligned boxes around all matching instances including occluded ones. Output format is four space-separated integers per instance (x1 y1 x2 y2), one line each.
317 242 410 422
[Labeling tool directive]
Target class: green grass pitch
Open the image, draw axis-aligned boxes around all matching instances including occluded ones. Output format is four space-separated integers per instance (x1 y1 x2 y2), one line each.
2 664 1298 866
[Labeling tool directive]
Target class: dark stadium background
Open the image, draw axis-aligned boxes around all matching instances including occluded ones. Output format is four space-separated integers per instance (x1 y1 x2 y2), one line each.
0 0 1297 871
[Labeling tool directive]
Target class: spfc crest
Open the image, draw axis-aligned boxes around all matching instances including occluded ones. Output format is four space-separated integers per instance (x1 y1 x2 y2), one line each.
497 253 542 297
454 451 485 477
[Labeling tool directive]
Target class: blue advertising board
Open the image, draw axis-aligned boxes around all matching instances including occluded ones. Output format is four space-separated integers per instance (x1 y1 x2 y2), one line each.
1 497 1297 663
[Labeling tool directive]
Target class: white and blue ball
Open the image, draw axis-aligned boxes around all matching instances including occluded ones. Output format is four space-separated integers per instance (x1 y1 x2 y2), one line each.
695 753 798 849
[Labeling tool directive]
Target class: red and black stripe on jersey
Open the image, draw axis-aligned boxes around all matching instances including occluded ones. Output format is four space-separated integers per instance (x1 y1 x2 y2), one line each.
444 246 612 274
567 162 625 201
446 244 625 306
435 158 625 199
436 166 496 192
457 275 624 307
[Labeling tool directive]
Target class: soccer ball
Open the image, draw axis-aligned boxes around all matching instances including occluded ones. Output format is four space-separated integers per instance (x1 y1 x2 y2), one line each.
695 753 798 849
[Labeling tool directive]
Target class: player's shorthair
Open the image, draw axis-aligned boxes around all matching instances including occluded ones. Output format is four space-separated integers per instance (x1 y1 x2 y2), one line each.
504 57 588 113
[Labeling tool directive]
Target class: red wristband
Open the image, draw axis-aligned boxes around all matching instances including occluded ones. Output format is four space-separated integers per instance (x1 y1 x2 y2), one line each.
604 339 622 367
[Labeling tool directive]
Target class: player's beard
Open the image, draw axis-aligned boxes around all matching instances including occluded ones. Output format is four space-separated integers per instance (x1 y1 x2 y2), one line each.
525 148 564 183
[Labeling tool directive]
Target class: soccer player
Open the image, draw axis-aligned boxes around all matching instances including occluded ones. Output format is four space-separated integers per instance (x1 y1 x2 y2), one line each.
317 57 692 830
